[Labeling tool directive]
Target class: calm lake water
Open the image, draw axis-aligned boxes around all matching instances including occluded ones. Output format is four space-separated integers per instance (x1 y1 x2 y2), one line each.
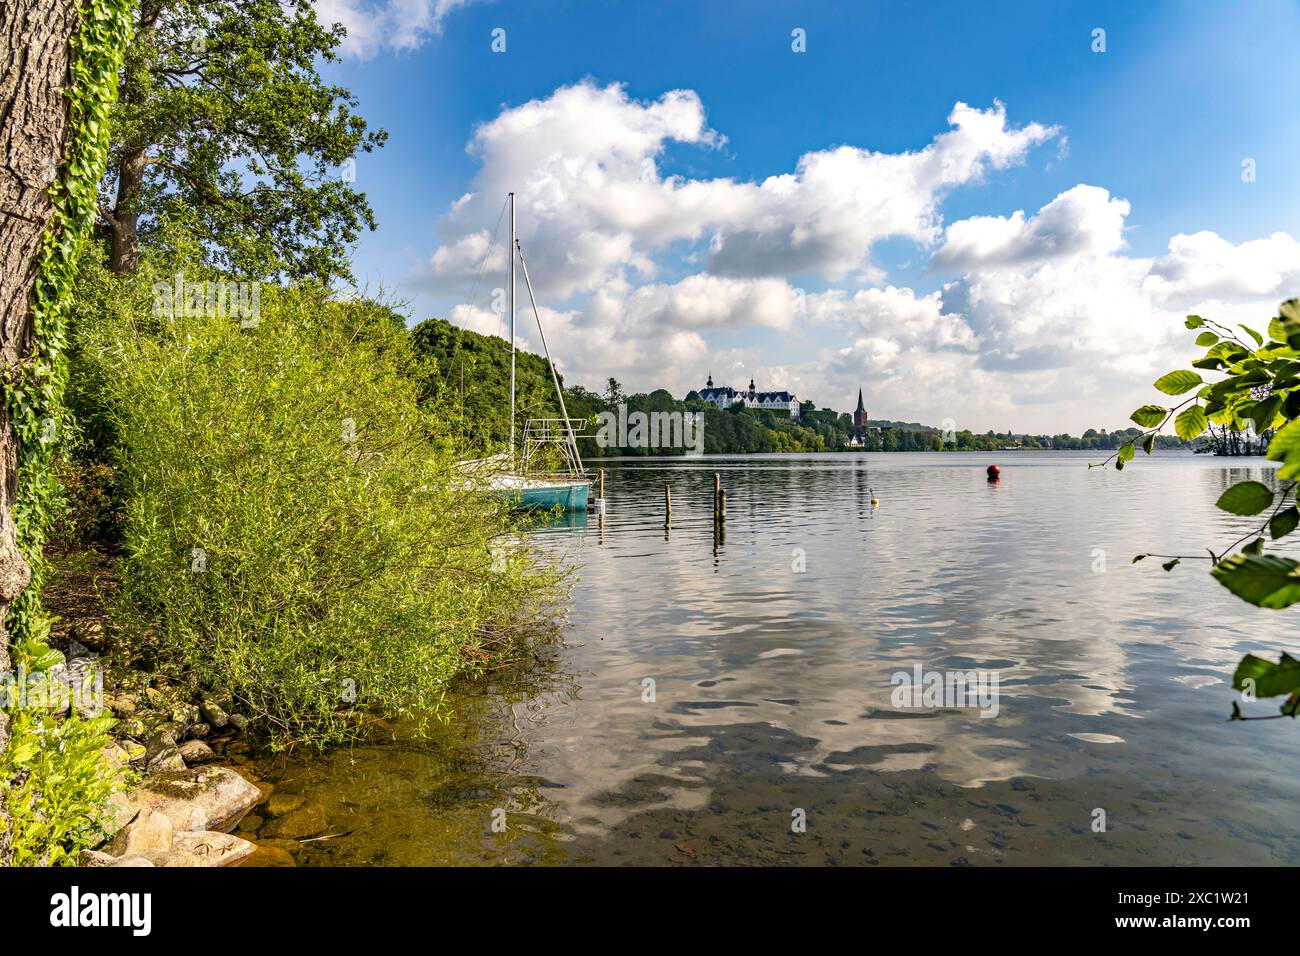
251 452 1300 865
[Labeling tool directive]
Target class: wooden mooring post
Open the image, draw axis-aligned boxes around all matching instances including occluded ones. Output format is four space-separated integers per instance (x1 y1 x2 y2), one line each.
664 482 672 519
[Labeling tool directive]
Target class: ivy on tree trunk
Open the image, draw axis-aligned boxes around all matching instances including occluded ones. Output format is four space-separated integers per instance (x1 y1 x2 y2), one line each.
0 0 80 754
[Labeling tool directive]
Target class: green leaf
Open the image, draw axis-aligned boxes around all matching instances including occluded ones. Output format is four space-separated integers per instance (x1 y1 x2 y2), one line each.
1270 506 1299 540
7 740 38 765
1195 331 1220 347
1207 342 1252 365
1142 432 1156 455
1247 394 1282 434
1129 405 1166 427
1215 480 1275 515
1233 652 1300 698
1162 558 1180 571
1244 537 1266 555
1117 442 1135 467
1185 315 1205 329
1267 417 1300 463
1174 405 1207 441
1153 370 1203 395
17 638 64 672
1212 553 1300 608
1132 554 1147 563
1240 324 1264 347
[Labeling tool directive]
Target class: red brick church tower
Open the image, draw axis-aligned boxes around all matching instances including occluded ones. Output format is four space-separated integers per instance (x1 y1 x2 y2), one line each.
853 387 869 431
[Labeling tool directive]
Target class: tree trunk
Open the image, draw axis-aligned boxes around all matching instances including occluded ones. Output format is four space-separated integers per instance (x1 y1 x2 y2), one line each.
0 0 79 752
108 147 144 272
105 2 160 274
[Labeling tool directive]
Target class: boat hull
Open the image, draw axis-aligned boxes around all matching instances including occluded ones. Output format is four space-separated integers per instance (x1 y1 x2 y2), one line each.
492 480 590 512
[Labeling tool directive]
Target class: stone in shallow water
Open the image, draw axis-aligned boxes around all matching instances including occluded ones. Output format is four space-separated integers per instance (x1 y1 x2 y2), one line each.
264 791 304 816
125 766 261 833
237 843 297 867
261 803 327 840
257 838 305 857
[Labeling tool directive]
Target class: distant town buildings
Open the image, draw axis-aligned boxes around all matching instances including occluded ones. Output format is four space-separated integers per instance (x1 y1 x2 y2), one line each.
699 374 800 418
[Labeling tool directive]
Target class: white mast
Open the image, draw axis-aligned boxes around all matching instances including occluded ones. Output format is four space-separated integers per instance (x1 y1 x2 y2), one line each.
508 191 516 461
517 244 584 474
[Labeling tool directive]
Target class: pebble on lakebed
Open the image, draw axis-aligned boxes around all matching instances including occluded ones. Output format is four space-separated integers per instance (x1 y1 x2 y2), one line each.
260 802 328 840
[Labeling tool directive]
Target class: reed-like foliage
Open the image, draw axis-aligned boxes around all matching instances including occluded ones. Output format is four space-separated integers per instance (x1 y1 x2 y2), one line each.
72 260 560 749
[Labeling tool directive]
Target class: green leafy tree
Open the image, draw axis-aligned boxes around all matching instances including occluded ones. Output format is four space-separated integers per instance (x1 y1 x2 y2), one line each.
98 0 385 280
410 317 565 453
1100 301 1300 720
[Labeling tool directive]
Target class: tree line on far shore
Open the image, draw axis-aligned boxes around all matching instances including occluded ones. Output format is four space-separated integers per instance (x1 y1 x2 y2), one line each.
414 317 1192 456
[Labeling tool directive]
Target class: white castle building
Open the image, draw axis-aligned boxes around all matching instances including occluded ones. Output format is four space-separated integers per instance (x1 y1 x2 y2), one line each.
698 374 800 418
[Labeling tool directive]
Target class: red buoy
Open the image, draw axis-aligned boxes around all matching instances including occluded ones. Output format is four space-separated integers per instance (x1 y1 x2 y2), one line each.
986 464 1001 479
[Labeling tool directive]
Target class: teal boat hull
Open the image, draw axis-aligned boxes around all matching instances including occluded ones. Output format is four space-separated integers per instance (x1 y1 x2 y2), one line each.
494 480 590 512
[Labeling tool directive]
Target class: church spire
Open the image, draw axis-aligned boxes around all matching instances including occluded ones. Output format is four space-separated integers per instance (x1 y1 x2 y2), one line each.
856 387 865 413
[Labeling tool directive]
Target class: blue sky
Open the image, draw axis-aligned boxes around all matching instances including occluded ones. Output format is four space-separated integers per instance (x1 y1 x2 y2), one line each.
316 0 1300 432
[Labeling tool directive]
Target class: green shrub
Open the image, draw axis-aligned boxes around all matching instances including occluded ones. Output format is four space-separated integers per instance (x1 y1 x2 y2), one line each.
0 707 119 867
73 260 560 749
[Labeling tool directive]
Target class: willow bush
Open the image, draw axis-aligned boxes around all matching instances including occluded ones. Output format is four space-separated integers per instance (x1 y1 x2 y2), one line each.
73 259 560 749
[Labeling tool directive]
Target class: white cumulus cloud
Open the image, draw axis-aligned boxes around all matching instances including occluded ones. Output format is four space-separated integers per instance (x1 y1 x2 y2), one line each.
418 84 1059 300
417 83 1300 433
313 0 476 58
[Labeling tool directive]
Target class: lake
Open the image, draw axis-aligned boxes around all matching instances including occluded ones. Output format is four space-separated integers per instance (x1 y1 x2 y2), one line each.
251 452 1300 865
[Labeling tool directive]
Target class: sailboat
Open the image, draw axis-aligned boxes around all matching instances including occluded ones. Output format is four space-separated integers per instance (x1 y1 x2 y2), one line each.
475 192 590 512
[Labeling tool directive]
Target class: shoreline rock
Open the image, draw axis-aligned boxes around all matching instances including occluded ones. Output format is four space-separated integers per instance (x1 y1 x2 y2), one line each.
92 763 264 868
123 766 261 833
